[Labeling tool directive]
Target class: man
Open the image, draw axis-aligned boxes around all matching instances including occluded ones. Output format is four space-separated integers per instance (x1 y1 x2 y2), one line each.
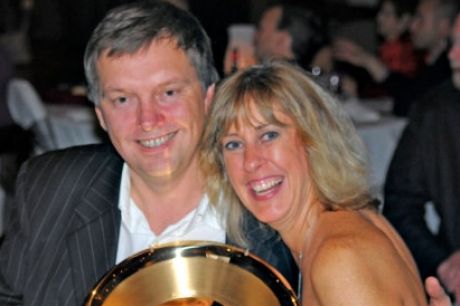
384 9 460 303
254 4 332 73
0 2 297 305
334 0 456 116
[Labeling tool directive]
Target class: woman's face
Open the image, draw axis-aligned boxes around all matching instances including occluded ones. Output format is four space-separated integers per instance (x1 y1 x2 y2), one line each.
377 1 407 40
220 101 312 227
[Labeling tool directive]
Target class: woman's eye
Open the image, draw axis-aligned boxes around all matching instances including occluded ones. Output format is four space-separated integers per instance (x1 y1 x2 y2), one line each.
223 141 241 151
262 131 279 141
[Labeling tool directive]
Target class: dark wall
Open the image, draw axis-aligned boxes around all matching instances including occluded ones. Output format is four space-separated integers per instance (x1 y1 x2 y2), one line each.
21 0 375 91
25 0 250 89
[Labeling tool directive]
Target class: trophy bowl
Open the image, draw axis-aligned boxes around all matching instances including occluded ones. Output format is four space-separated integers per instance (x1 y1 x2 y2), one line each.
85 241 299 306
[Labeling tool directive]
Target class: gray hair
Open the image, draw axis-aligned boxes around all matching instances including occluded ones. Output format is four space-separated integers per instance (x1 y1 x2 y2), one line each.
83 0 219 104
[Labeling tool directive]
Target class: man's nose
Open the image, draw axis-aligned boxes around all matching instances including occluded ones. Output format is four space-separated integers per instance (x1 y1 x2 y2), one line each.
409 18 419 34
138 101 165 131
449 43 460 61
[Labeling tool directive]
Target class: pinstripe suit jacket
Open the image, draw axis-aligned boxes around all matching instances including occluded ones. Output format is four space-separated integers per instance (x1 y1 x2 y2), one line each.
0 144 297 306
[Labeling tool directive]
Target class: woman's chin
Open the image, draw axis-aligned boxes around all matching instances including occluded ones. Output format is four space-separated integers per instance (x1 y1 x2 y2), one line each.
252 207 286 226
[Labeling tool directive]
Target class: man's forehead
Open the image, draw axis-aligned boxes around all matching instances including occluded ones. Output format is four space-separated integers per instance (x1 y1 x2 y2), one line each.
100 36 181 59
454 15 460 32
417 0 434 15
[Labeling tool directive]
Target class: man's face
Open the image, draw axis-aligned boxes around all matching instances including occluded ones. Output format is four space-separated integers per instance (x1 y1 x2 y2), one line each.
448 15 460 89
94 39 213 183
255 6 284 61
410 0 441 50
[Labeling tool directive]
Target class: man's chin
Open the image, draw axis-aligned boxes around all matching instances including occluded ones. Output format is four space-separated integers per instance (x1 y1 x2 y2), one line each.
452 74 460 90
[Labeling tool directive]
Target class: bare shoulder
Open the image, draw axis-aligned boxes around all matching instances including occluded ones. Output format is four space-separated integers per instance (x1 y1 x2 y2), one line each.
309 211 426 306
311 222 385 282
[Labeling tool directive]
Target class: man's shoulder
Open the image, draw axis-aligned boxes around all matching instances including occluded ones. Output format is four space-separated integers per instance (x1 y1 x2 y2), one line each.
424 80 459 100
28 143 120 167
411 80 460 117
19 143 123 187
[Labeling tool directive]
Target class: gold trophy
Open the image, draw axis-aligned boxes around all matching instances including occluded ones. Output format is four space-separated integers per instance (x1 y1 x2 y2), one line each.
85 241 299 306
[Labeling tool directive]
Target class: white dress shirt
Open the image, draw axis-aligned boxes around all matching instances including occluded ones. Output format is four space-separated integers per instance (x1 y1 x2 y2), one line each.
116 164 226 263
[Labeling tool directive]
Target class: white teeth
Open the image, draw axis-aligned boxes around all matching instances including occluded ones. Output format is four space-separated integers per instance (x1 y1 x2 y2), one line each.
140 132 175 148
251 178 282 194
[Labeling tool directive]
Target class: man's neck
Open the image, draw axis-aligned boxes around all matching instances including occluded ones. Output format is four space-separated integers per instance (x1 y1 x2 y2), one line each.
426 39 447 65
129 165 206 234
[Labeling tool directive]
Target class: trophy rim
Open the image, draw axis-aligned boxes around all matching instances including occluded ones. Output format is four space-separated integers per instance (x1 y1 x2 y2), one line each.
85 240 299 306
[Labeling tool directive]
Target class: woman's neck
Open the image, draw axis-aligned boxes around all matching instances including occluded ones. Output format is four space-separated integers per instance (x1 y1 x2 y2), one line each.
276 199 323 266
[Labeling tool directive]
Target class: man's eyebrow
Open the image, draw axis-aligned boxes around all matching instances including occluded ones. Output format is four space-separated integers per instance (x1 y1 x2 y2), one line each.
159 75 194 86
100 87 126 98
102 87 125 93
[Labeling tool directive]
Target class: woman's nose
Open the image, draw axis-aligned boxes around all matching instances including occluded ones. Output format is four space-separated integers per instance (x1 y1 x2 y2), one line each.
243 143 263 172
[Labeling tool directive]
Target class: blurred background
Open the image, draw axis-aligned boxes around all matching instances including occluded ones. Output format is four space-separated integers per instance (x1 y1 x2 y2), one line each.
0 0 378 103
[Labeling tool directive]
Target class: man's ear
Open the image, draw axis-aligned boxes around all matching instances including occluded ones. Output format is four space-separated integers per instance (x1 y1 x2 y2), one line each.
440 19 452 38
204 83 215 113
399 14 412 32
94 106 107 131
277 31 293 58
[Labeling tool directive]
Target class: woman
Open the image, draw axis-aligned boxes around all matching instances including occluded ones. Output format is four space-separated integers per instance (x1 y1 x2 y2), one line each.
333 0 422 101
334 0 420 79
200 61 428 305
376 0 420 77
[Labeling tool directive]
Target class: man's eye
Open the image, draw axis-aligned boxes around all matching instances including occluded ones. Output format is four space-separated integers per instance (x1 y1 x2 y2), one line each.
113 96 128 104
165 89 178 97
262 131 279 141
223 141 241 151
158 88 180 103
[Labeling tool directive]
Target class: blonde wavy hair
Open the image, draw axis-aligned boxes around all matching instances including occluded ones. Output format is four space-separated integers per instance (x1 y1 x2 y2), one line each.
200 61 373 246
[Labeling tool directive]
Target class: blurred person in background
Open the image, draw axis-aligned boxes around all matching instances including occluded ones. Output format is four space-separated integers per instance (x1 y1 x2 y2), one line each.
335 0 420 79
384 9 460 303
252 3 359 96
223 3 331 76
335 0 456 116
376 0 422 78
254 3 332 74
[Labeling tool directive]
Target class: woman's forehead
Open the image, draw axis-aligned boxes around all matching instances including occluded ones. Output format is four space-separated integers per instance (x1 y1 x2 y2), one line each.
225 98 293 131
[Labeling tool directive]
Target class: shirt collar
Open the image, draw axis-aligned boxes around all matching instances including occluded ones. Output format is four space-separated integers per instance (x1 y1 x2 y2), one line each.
118 163 224 242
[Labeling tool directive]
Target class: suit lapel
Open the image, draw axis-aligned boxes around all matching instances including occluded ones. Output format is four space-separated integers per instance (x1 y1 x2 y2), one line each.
66 148 123 302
